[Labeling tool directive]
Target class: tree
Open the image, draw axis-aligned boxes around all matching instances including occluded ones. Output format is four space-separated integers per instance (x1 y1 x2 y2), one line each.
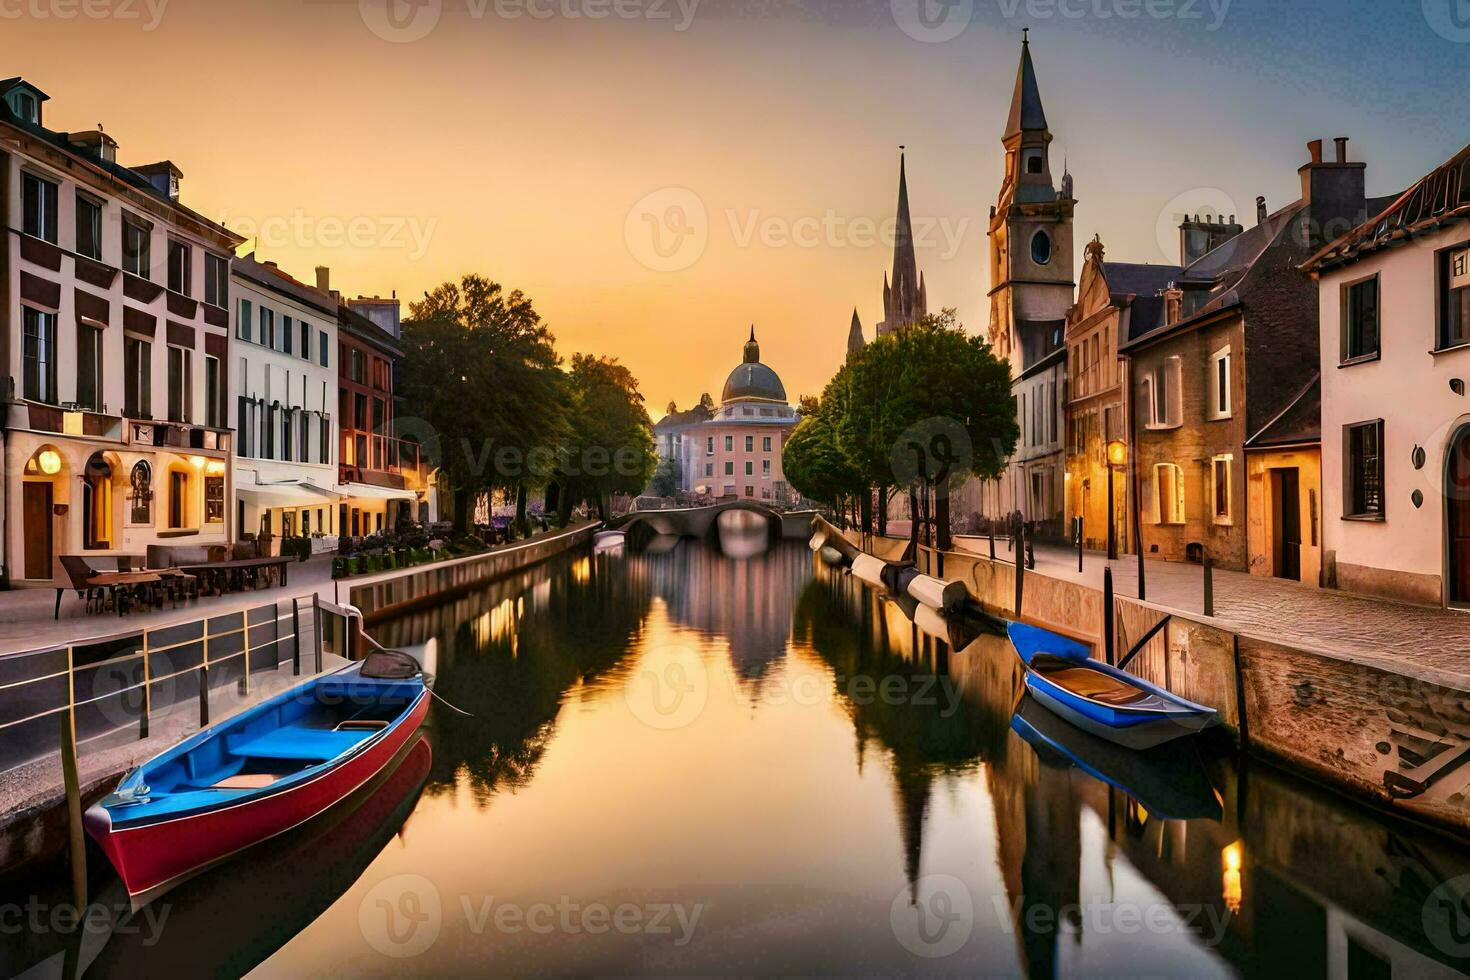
650 458 678 497
783 405 862 524
401 275 566 534
554 354 657 520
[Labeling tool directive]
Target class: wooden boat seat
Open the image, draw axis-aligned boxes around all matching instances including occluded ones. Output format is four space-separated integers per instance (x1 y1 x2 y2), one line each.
210 773 283 789
225 728 366 761
1034 663 1155 706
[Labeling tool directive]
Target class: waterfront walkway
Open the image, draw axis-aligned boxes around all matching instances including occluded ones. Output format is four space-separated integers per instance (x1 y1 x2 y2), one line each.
875 524 1470 679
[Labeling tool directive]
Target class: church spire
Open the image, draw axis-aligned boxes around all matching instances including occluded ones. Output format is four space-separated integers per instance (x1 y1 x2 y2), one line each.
878 148 927 336
1003 29 1048 140
847 308 864 356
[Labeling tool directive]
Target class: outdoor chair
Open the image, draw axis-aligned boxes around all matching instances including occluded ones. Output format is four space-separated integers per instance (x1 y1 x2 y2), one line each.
57 555 104 619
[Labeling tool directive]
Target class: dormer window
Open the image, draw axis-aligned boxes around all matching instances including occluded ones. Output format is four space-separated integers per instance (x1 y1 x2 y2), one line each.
14 91 36 122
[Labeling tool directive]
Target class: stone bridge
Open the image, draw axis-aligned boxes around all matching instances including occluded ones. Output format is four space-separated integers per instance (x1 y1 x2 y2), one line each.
613 501 817 544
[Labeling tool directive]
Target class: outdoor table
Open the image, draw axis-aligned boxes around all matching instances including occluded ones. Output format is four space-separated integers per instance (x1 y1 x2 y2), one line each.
86 570 164 615
177 556 292 595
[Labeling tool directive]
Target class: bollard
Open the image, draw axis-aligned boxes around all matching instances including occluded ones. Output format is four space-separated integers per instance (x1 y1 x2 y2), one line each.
1203 556 1215 617
1077 516 1084 573
1014 523 1026 618
989 528 996 561
292 597 302 675
199 664 211 726
61 649 87 911
1026 538 1035 570
313 593 324 673
1103 567 1115 666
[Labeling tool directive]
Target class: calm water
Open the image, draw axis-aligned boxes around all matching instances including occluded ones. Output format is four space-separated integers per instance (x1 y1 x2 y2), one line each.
32 518 1470 977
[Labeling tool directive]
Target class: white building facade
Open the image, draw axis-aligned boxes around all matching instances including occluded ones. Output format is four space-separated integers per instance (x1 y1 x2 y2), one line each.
229 254 340 546
1305 144 1470 607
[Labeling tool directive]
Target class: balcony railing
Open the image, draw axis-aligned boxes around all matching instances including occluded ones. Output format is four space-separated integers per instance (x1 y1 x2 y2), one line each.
339 430 427 485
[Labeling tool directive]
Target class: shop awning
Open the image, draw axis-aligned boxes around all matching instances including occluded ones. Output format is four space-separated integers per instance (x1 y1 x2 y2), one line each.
338 482 418 502
241 480 344 505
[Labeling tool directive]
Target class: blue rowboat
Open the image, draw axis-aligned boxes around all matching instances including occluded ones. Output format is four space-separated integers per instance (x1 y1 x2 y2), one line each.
85 655 429 905
1007 621 1217 750
1010 697 1222 821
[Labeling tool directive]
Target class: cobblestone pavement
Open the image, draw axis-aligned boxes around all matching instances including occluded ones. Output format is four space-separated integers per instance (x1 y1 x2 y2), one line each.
944 534 1470 677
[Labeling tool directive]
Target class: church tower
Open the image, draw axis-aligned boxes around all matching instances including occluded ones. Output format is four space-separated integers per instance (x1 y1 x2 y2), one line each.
987 31 1074 375
847 308 864 358
878 150 928 337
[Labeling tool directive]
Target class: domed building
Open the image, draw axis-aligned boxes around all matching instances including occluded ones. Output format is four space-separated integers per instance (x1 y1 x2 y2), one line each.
653 328 799 503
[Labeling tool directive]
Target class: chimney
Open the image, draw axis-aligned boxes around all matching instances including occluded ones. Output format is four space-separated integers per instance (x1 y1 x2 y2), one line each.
1256 196 1267 223
1298 135 1366 248
1178 212 1244 267
1163 286 1183 327
315 265 331 294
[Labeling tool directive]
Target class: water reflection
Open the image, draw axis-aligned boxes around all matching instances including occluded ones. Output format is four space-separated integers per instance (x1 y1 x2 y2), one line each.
10 537 1466 976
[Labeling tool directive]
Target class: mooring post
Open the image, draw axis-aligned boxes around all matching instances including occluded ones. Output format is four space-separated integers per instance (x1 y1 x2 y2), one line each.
313 593 324 672
1203 556 1215 617
1014 522 1026 619
61 646 87 911
988 527 996 561
1077 516 1084 573
292 597 302 675
1103 567 1115 666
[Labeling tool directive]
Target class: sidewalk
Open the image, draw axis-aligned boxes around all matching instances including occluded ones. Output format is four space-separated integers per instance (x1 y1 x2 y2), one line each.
950 534 1470 678
0 555 342 655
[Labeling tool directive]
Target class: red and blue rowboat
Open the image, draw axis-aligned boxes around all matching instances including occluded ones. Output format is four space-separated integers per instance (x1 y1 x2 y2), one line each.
85 662 429 906
1008 621 1217 750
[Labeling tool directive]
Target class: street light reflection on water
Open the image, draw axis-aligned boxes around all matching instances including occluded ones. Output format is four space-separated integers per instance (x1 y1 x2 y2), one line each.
43 534 1470 977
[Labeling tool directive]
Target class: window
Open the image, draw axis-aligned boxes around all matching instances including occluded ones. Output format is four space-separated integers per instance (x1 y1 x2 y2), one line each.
282 408 294 461
204 355 221 428
22 307 57 404
1342 275 1379 361
1153 463 1185 525
320 416 330 464
1208 347 1232 419
706 437 714 454
745 461 753 475
724 436 733 451
724 461 734 476
1344 420 1384 519
1031 229 1052 265
1143 356 1182 428
762 459 771 476
205 254 228 308
300 321 310 359
21 172 58 243
282 316 294 355
1212 454 1233 524
319 331 330 367
1440 245 1470 349
167 345 192 423
75 194 102 260
128 461 152 525
762 436 772 452
744 435 753 452
1022 149 1043 175
82 454 112 550
167 240 191 295
704 463 712 477
122 217 150 277
76 323 103 411
124 336 151 418
350 348 366 383
238 299 252 342
259 307 275 349
168 469 187 529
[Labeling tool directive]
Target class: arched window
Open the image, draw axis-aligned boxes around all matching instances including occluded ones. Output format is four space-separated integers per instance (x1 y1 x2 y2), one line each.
82 453 113 550
1031 230 1052 266
129 461 153 526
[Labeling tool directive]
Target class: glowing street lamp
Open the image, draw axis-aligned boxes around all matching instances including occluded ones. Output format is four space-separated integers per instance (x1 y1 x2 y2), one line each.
38 449 61 475
1106 439 1126 561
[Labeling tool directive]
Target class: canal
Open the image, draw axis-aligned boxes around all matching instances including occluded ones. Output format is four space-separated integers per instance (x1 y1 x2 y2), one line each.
20 517 1470 977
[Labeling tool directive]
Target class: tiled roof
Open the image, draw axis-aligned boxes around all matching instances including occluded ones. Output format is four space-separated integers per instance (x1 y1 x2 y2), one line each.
1302 142 1470 272
1102 261 1180 300
1247 373 1321 448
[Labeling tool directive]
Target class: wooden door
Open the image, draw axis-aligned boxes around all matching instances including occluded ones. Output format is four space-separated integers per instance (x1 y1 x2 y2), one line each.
1450 429 1470 605
1275 469 1301 581
23 482 52 580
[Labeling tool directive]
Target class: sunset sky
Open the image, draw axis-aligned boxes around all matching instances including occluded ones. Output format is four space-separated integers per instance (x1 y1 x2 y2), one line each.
8 0 1468 414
